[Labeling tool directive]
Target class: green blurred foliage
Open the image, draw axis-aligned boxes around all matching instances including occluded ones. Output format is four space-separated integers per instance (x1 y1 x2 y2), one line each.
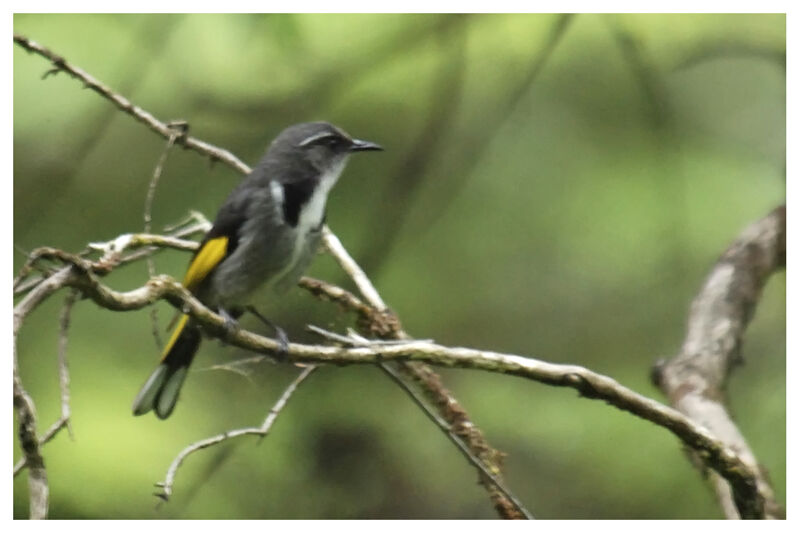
13 13 784 519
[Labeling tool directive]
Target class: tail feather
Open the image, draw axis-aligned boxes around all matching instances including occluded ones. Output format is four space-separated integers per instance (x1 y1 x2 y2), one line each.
131 364 169 416
132 316 201 419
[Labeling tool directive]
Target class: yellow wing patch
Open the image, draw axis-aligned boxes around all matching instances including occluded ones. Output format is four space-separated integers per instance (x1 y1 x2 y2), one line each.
183 236 228 292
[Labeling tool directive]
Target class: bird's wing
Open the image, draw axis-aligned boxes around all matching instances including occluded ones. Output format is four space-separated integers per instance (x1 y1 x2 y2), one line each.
182 185 255 292
183 237 229 292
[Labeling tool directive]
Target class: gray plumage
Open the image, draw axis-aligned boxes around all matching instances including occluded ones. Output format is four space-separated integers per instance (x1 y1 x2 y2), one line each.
132 121 382 419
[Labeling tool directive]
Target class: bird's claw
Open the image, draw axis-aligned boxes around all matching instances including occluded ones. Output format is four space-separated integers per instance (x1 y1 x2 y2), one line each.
219 308 240 340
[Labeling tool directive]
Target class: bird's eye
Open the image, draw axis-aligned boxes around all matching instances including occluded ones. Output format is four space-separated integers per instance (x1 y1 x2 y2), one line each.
323 136 344 149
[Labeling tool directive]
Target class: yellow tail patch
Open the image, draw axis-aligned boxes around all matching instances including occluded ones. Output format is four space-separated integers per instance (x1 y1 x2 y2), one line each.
159 236 228 362
161 314 190 361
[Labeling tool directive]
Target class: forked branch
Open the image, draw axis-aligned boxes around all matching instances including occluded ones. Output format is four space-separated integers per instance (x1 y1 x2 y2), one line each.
654 205 785 519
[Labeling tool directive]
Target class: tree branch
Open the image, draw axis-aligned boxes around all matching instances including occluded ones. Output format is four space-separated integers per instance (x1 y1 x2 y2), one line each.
12 367 48 519
143 125 185 348
56 290 77 440
653 205 785 519
14 31 781 520
13 282 54 517
15 289 79 477
156 365 317 501
13 34 248 174
321 228 529 518
13 247 770 518
14 33 527 518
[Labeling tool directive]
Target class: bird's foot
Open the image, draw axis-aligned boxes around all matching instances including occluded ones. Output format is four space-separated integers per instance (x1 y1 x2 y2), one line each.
219 308 241 340
246 306 290 361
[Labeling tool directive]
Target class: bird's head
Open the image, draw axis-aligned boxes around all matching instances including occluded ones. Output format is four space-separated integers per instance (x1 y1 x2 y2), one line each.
269 121 383 174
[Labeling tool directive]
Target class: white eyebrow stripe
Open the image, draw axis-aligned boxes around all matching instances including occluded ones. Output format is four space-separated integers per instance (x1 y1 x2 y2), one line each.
298 132 334 147
298 130 352 147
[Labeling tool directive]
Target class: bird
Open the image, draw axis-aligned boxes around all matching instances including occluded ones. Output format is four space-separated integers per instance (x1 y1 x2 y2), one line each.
132 121 382 419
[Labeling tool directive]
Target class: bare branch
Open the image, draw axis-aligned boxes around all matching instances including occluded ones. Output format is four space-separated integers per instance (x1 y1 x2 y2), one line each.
318 228 532 517
300 275 529 518
13 267 82 503
13 417 71 478
12 249 769 517
143 129 183 348
308 321 526 516
13 32 526 518
156 365 317 501
15 266 78 331
195 356 266 379
13 34 248 174
15 228 207 298
13 288 81 478
13 326 49 518
654 205 785 519
320 226 388 311
379 358 534 519
15 32 781 519
57 290 77 437
12 378 48 519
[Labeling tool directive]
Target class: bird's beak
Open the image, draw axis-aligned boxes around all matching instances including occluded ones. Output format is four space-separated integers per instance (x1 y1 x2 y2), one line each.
349 138 383 152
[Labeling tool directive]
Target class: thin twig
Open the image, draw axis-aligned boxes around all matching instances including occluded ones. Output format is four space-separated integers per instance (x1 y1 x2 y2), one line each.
306 325 432 347
57 290 77 439
156 365 316 501
143 130 181 348
195 356 267 379
320 226 388 311
15 226 208 298
380 362 534 519
13 34 249 174
15 288 79 477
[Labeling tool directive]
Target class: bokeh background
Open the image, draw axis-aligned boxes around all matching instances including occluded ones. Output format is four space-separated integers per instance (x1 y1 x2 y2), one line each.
13 14 785 519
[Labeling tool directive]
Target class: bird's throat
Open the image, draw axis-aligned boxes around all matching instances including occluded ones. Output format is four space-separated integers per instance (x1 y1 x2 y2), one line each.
295 160 345 231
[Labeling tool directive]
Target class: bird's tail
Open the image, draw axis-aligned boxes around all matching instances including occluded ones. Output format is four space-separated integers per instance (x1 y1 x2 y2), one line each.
132 315 201 419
